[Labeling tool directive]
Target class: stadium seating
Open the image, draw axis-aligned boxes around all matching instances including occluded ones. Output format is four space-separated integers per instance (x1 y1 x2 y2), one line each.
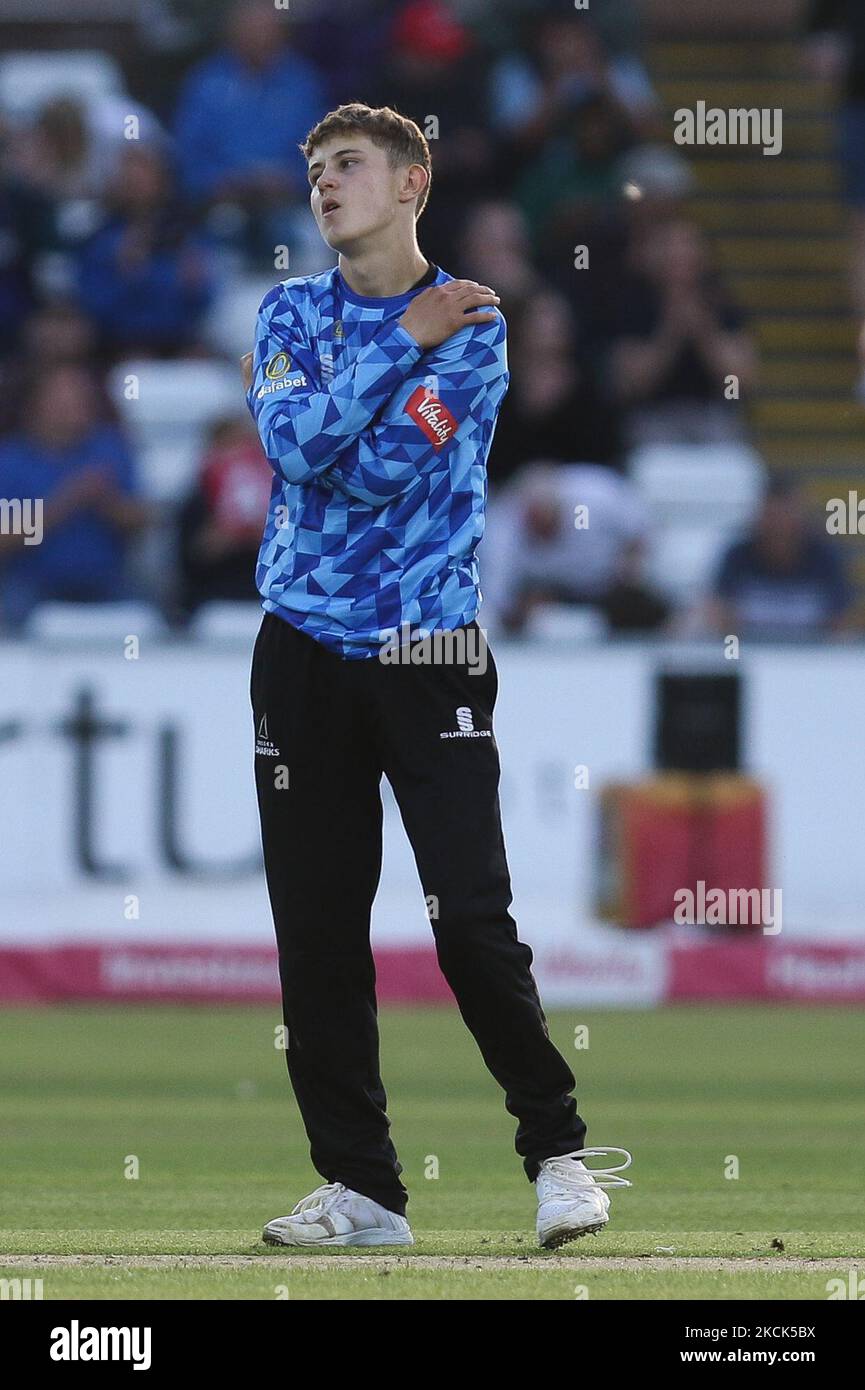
202 274 280 363
628 443 766 603
188 601 263 642
525 604 608 643
107 360 243 503
24 601 167 643
0 50 123 118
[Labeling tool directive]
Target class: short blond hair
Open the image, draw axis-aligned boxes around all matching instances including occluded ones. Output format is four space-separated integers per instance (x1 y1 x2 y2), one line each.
301 102 432 220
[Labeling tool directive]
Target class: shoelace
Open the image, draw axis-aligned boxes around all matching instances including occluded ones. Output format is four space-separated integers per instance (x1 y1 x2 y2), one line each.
543 1147 633 1189
290 1181 348 1216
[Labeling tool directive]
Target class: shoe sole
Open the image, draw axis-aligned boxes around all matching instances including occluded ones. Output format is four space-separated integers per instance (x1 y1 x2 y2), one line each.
539 1218 609 1251
262 1227 414 1248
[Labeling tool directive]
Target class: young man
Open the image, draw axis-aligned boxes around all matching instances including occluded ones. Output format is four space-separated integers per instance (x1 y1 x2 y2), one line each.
243 103 631 1249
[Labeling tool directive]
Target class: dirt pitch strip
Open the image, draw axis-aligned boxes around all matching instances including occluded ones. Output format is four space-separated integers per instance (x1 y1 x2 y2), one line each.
0 1254 854 1273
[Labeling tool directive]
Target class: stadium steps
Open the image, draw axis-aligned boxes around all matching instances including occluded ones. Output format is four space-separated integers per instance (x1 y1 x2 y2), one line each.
697 198 840 232
750 399 865 433
693 160 835 194
659 78 827 109
760 358 861 393
730 275 849 313
754 319 857 352
649 33 865 600
715 239 847 271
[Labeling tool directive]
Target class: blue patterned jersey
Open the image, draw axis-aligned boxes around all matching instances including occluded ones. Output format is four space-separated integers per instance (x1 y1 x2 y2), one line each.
245 263 509 658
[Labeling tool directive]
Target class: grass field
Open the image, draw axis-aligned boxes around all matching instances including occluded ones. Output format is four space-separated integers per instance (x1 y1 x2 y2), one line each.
1 1003 863 1300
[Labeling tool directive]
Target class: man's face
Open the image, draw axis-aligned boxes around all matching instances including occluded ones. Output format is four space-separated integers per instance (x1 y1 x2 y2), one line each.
227 1 283 68
307 136 412 251
30 367 96 447
757 495 806 568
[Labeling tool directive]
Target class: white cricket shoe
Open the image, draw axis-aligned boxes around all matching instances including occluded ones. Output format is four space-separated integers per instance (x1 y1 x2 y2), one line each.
536 1147 633 1250
262 1182 414 1247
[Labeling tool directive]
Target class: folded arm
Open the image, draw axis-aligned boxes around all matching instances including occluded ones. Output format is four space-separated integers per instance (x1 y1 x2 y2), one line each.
247 286 507 506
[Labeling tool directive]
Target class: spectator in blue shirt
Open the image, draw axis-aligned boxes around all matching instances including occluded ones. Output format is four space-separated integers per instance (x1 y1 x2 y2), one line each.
0 171 55 358
706 477 854 641
0 364 150 629
173 0 326 262
76 144 215 358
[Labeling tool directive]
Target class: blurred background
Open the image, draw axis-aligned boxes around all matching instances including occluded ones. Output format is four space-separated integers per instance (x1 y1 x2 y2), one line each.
2 0 865 1011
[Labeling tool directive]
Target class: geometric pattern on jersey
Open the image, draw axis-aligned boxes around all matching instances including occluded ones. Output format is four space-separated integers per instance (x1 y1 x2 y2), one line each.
246 261 509 658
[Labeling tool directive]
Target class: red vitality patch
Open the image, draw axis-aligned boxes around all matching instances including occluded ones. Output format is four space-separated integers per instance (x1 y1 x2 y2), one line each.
404 385 458 449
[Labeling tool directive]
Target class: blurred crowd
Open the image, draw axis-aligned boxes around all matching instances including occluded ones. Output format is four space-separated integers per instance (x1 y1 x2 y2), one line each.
0 0 856 641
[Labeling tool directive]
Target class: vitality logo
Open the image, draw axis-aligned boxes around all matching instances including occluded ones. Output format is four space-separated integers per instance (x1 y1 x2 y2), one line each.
404 385 458 450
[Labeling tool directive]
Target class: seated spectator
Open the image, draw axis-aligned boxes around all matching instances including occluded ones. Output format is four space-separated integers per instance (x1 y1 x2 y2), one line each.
472 0 648 67
552 144 694 339
607 218 757 447
0 167 55 356
177 415 272 616
0 364 151 630
9 94 164 210
804 0 865 312
173 0 326 264
479 462 668 634
76 145 215 358
488 8 658 158
703 476 855 641
515 92 635 261
372 0 496 269
0 301 108 434
489 290 621 487
455 199 543 315
290 0 392 110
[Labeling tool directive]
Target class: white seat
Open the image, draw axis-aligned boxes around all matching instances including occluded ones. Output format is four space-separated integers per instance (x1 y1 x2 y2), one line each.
628 444 765 604
0 51 123 120
645 523 738 604
25 602 166 643
108 360 242 502
526 603 607 643
203 274 279 361
188 601 263 642
108 360 241 433
628 443 765 525
136 441 203 505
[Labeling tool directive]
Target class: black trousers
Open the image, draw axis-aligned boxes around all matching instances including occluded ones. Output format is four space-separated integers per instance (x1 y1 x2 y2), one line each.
250 610 586 1216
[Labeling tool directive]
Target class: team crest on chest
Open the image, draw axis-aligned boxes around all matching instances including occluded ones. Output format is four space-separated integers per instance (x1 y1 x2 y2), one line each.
265 351 292 380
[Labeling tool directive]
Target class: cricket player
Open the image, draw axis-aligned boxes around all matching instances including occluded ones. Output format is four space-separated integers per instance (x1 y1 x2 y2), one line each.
242 103 631 1249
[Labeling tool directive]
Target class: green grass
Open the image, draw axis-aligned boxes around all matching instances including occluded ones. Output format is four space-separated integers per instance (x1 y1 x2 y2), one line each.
1 1004 863 1299
0 1265 852 1301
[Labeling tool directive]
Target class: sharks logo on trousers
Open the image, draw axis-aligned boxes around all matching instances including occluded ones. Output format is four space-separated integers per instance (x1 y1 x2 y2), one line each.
256 713 281 756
